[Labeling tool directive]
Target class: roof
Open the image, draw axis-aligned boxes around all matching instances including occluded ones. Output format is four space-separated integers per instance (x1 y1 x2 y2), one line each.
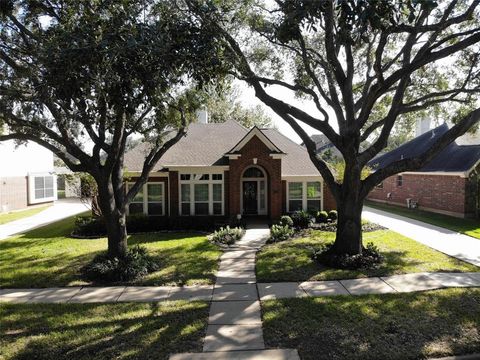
124 120 321 176
369 123 480 173
308 134 343 159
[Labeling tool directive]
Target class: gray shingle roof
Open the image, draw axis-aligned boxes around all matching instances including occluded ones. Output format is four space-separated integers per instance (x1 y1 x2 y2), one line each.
124 120 321 176
369 124 480 173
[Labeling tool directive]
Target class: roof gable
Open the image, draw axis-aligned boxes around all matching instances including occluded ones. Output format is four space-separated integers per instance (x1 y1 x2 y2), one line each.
226 127 284 154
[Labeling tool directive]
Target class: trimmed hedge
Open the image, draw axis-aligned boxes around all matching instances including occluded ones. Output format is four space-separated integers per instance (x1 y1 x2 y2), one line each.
72 214 229 238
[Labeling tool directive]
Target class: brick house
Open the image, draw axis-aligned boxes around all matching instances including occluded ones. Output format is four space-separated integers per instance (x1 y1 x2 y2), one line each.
367 124 480 218
124 120 335 221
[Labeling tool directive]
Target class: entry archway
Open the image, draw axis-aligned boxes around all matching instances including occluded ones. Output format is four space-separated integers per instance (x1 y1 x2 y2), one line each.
240 166 268 215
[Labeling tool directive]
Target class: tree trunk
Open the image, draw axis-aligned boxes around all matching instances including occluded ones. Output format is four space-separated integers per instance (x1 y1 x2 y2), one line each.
96 177 128 259
330 161 364 256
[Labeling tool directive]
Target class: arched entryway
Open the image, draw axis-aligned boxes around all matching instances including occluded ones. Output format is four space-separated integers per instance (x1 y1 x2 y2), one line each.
241 166 268 215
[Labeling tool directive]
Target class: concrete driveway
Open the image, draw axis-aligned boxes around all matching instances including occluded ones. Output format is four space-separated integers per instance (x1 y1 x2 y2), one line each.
363 206 480 267
0 198 89 240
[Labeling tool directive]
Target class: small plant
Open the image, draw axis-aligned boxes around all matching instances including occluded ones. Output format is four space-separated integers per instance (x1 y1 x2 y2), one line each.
279 215 293 227
312 241 384 270
316 211 329 223
269 224 294 243
328 210 338 221
291 210 314 229
82 245 159 283
209 226 243 245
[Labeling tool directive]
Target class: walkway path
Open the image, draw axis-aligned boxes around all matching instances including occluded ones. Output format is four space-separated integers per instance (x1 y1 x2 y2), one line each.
0 198 88 240
363 206 480 267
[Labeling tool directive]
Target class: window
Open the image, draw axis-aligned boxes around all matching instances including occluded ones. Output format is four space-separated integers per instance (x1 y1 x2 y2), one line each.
127 182 164 216
288 181 323 212
376 182 384 189
180 173 223 215
306 182 321 212
29 174 56 204
243 167 264 178
396 175 403 187
288 182 303 212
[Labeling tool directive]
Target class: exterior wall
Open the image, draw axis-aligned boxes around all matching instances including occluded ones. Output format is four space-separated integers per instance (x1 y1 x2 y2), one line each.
0 140 54 177
367 173 468 217
465 164 479 217
168 172 178 216
227 135 283 220
323 183 337 211
0 176 28 212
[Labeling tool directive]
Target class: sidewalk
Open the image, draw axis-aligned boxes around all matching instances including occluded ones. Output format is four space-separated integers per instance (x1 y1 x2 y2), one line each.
0 198 88 240
363 206 480 267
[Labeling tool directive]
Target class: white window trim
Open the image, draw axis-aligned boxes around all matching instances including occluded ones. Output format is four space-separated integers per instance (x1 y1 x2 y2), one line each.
28 173 57 205
287 181 323 212
179 172 224 216
127 182 165 216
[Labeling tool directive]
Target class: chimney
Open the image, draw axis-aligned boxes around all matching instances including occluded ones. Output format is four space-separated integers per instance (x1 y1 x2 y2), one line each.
196 109 208 124
415 117 431 137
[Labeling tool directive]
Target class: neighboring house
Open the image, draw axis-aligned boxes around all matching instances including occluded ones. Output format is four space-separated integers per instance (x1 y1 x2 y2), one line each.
0 139 57 213
124 119 335 220
367 124 480 218
307 134 343 160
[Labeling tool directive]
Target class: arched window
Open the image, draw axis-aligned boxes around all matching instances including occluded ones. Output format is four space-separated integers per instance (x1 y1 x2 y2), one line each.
242 167 264 178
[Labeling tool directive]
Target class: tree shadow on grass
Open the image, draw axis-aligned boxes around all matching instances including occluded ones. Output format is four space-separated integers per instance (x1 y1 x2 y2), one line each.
261 288 480 360
0 301 209 360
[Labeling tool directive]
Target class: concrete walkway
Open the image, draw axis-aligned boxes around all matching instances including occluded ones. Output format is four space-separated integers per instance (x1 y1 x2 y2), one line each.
0 198 88 240
363 206 480 267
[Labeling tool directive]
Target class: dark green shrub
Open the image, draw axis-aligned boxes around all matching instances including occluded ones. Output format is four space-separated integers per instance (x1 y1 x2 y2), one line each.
82 245 159 282
73 215 106 237
291 210 313 229
312 241 384 270
209 226 244 245
269 224 294 243
328 210 338 221
316 211 329 223
168 216 217 231
279 215 293 227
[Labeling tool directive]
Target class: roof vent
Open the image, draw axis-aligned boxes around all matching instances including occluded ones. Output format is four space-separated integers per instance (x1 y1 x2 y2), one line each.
196 109 208 124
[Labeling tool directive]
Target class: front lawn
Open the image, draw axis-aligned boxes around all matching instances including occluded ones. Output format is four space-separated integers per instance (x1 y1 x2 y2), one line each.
366 201 480 240
0 301 208 360
0 216 221 288
262 288 480 360
256 230 478 282
0 205 50 225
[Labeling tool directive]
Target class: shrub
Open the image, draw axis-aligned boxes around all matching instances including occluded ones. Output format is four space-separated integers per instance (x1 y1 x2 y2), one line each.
168 216 217 231
279 215 294 227
316 211 329 223
291 210 314 229
312 241 384 270
328 210 338 221
82 245 159 283
73 215 106 237
269 224 294 243
209 226 244 245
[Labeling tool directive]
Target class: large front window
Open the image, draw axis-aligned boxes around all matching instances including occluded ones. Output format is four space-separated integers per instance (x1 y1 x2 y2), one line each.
180 173 224 216
127 182 164 216
288 181 322 212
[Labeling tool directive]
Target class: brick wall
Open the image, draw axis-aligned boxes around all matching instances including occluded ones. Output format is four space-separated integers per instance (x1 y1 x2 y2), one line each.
228 135 283 220
168 171 178 216
0 176 28 212
367 173 468 217
323 183 337 211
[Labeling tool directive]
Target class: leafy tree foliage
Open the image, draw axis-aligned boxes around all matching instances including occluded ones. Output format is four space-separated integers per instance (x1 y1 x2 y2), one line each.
0 0 226 257
183 0 480 257
205 83 273 128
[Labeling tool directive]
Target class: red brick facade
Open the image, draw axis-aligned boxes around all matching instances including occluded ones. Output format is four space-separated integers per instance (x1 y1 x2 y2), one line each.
227 135 283 219
367 172 475 218
323 183 336 211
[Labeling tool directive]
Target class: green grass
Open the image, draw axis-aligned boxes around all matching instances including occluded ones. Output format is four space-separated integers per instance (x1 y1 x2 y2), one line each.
366 200 480 239
0 206 50 225
262 288 480 360
256 230 478 282
0 301 209 360
0 215 221 288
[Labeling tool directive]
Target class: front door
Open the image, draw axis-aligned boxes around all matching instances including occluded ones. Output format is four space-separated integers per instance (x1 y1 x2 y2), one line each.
243 181 258 214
